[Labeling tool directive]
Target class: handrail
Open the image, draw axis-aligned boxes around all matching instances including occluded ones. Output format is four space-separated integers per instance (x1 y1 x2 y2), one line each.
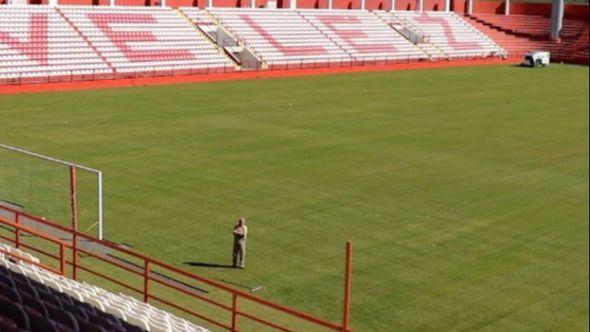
0 53 518 87
0 217 68 276
2 55 519 88
0 248 65 276
0 204 348 331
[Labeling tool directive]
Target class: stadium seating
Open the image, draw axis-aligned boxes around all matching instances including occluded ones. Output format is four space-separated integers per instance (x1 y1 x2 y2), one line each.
12 5 585 84
208 8 353 66
0 242 209 332
0 6 112 82
571 28 589 64
179 7 220 43
373 10 445 59
299 9 425 61
381 11 504 58
179 7 262 67
59 6 236 75
470 13 551 39
179 7 218 28
466 14 589 64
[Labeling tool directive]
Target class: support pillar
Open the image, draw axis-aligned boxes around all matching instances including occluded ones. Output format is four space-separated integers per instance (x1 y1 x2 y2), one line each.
390 0 395 11
290 0 296 9
504 0 510 15
69 166 78 234
328 0 332 9
418 0 423 11
467 0 473 15
341 241 353 332
69 165 79 281
444 0 449 11
550 0 564 41
360 0 365 10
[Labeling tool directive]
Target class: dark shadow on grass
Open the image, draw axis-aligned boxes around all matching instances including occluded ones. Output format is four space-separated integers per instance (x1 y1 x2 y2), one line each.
511 64 540 69
183 261 235 269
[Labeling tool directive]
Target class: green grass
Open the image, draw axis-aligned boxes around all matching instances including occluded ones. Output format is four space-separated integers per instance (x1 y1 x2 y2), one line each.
0 64 588 331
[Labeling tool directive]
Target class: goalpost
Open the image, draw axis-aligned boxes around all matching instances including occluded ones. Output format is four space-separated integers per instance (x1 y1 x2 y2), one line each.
0 143 104 240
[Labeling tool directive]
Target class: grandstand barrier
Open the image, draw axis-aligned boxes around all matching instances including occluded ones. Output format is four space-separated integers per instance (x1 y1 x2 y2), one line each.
7 48 582 89
9 50 580 89
0 65 236 86
0 218 67 276
5 5 586 87
0 53 509 86
0 204 354 331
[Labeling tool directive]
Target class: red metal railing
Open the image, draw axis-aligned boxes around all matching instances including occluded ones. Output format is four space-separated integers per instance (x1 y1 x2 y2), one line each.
0 217 68 276
0 65 237 86
2 49 585 88
15 50 586 87
0 204 353 332
0 53 510 87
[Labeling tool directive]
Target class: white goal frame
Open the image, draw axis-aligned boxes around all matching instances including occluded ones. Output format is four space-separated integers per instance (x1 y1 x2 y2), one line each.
0 143 104 240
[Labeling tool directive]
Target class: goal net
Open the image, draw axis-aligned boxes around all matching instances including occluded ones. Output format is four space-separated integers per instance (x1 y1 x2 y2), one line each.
0 144 103 240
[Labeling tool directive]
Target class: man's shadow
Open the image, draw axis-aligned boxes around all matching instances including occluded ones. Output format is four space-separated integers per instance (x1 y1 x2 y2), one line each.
183 261 234 269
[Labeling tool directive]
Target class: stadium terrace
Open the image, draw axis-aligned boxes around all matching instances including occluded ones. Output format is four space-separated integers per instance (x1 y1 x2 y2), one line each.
0 1 588 332
0 1 587 87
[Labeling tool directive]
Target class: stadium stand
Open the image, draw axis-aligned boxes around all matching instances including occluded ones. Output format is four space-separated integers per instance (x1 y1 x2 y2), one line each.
0 242 209 332
384 11 505 58
178 7 264 68
178 8 220 41
466 14 589 64
1 5 587 85
373 10 446 59
571 28 589 64
470 13 553 39
59 6 236 75
0 6 112 82
298 9 425 61
207 8 353 66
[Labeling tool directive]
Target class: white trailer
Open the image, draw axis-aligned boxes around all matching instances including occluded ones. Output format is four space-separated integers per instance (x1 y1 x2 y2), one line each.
522 51 550 67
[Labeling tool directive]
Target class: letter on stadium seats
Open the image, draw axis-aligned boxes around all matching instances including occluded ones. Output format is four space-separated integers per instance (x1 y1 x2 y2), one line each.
413 14 481 50
88 13 194 62
0 13 48 66
316 15 397 54
239 15 327 57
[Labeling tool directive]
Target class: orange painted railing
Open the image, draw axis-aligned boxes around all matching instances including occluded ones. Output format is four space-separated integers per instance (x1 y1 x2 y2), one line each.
0 217 68 276
0 54 507 87
0 204 353 332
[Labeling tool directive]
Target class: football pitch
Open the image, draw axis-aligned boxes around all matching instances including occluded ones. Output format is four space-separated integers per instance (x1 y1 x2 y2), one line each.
0 64 588 331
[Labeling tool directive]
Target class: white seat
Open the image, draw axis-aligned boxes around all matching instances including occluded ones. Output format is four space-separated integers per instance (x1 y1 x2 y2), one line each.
0 240 208 332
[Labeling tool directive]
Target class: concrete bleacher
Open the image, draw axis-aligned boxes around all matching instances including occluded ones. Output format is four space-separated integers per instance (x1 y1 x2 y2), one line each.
1 6 515 83
572 28 589 64
470 13 551 39
386 11 504 58
179 7 218 28
0 6 112 81
59 6 236 75
208 8 352 66
466 14 589 64
299 9 425 61
0 242 208 332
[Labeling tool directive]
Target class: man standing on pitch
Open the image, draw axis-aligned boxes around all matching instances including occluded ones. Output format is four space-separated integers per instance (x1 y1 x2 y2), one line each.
232 217 248 269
